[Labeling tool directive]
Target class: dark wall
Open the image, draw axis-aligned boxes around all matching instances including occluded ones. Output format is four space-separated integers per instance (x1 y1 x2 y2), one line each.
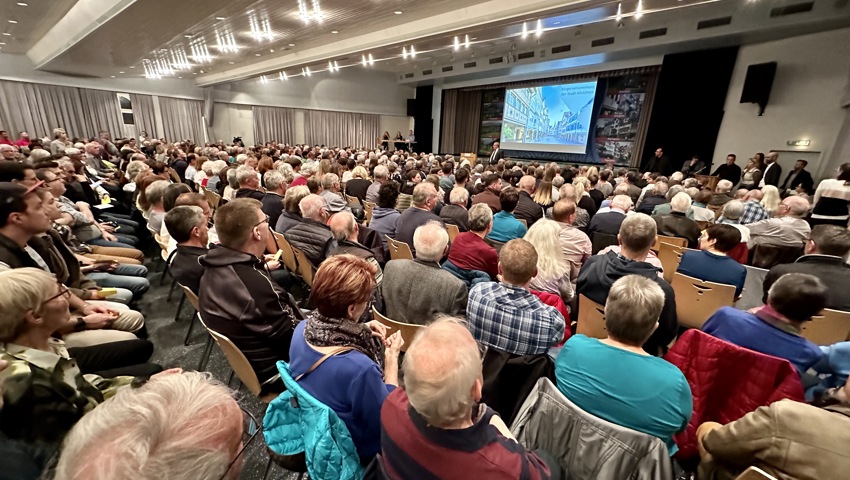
413 85 433 153
641 46 739 173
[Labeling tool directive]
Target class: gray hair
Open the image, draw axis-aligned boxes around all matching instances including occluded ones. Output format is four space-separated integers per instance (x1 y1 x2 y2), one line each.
449 187 469 205
413 221 449 262
28 149 50 163
619 213 657 252
53 372 239 480
468 203 493 232
373 165 389 180
64 147 81 156
321 173 339 190
670 192 692 213
145 180 170 207
716 179 733 193
126 160 148 181
226 168 239 189
412 182 437 207
264 170 285 191
670 171 684 182
552 175 565 188
210 160 227 176
276 162 295 184
610 194 632 211
605 275 665 345
722 200 744 221
299 193 327 221
329 210 356 242
300 162 317 177
682 178 698 189
666 185 685 201
402 317 481 428
235 165 256 185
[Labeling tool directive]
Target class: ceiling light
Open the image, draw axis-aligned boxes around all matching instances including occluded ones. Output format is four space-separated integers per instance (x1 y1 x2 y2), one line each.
331 30 338 34
328 61 334 71
394 11 402 15
119 71 125 74
305 67 311 76
260 75 268 84
635 0 643 19
110 75 115 78
616 2 622 21
129 66 135 68
249 14 273 42
402 46 407 59
228 61 234 64
465 34 470 49
184 34 192 38
362 54 367 66
17 2 28 6
8 20 18 24
2 33 10 36
280 72 287 81
0 43 5 45
216 16 226 20
368 53 374 65
522 22 528 39
215 30 239 53
178 76 183 79
200 70 204 73
255 53 261 56
410 46 416 58
189 38 213 63
536 19 543 37
453 36 459 51
288 43 295 47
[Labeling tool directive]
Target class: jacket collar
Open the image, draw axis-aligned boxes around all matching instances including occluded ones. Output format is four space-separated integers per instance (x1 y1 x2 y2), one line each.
339 238 370 253
199 244 262 268
413 258 442 269
0 231 26 251
407 400 496 452
795 254 848 267
176 245 209 257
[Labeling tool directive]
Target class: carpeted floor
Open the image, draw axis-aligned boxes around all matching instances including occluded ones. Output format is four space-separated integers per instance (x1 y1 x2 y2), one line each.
138 251 304 480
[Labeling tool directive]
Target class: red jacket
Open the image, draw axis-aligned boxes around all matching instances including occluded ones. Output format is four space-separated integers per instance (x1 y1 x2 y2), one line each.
529 289 570 345
663 329 804 459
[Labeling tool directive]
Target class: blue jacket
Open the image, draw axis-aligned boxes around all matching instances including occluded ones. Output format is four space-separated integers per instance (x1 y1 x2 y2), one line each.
442 260 491 288
263 361 363 480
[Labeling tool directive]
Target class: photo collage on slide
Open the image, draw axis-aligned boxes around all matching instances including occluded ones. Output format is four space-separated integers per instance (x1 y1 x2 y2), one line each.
594 75 650 166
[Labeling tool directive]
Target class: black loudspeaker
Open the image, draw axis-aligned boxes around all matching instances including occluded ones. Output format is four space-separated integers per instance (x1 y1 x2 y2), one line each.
406 99 416 117
740 62 777 116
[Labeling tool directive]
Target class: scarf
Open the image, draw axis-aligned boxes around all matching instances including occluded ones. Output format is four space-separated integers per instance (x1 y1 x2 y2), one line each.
303 312 385 369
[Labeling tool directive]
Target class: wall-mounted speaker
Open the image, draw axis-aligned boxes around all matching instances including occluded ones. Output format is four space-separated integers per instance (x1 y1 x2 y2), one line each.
740 62 777 116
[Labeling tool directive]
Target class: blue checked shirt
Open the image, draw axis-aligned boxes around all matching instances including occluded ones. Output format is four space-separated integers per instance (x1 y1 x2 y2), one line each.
740 200 769 225
467 282 565 356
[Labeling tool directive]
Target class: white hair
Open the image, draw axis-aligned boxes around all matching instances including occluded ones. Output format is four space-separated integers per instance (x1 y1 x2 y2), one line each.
670 192 692 213
235 153 249 164
264 169 285 191
412 182 437 207
321 173 339 190
64 148 81 156
413 221 448 262
28 149 50 162
523 219 569 281
611 194 632 211
299 194 327 220
670 171 684 182
449 187 469 205
210 160 228 176
235 165 256 185
373 165 389 180
53 372 240 480
716 179 733 193
276 162 295 183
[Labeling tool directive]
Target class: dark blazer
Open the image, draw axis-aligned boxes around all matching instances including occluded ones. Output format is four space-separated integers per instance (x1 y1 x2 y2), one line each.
345 178 371 201
681 160 707 178
762 163 782 187
380 259 467 325
261 192 285 230
439 204 470 232
763 255 850 311
171 245 208 294
488 148 506 165
513 191 544 227
644 154 673 176
654 212 701 248
587 211 626 236
780 169 814 194
588 189 605 209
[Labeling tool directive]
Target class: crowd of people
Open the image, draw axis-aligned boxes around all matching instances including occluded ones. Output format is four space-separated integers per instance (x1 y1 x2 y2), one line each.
0 129 849 480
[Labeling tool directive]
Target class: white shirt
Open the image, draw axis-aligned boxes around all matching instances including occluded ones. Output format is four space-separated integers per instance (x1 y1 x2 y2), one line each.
759 163 776 187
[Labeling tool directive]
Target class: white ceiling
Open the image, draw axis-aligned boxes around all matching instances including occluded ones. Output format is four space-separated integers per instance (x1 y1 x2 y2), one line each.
0 0 78 54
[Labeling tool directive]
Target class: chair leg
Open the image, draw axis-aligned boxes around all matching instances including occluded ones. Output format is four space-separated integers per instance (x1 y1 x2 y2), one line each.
159 263 170 285
183 311 198 346
227 370 235 386
172 294 186 323
263 456 274 480
198 333 214 371
166 276 177 302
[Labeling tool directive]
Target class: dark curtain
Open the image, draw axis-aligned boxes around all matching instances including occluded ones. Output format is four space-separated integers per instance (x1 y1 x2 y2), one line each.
440 89 481 154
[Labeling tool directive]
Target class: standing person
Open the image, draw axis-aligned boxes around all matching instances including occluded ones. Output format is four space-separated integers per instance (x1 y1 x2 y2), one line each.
488 141 505 165
810 162 850 227
644 148 672 176
760 151 782 187
710 154 742 186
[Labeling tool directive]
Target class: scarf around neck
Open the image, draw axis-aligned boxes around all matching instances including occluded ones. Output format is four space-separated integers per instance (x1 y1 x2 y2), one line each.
303 312 384 369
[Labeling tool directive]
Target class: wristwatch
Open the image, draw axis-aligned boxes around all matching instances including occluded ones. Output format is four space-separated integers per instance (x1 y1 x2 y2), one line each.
73 316 86 332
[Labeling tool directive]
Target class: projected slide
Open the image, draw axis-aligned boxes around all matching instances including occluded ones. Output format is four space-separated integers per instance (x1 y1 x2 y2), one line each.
500 80 598 154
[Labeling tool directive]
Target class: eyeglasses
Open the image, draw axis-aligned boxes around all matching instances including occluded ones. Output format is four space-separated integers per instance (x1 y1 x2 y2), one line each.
42 282 71 305
253 214 270 229
218 407 263 480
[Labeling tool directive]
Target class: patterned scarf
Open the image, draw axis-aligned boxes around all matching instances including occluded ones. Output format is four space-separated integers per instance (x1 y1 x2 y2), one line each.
303 312 385 369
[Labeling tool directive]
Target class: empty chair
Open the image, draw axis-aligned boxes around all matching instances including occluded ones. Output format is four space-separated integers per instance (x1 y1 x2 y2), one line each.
801 309 850 345
670 272 736 329
657 242 688 283
372 306 423 352
576 294 607 339
385 236 414 261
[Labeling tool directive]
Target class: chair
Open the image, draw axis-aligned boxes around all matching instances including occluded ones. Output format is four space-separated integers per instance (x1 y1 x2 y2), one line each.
518 218 528 228
695 175 719 192
748 243 804 269
364 205 374 226
168 167 181 184
735 265 768 311
396 193 413 212
657 242 688 283
735 467 778 480
651 234 688 252
372 306 423 353
576 295 607 339
271 231 299 275
344 193 361 207
204 188 221 212
590 232 619 255
175 284 216 371
386 236 414 261
291 247 315 287
670 272 736 329
484 237 506 254
204 322 280 404
446 223 460 243
363 200 376 211
801 308 850 345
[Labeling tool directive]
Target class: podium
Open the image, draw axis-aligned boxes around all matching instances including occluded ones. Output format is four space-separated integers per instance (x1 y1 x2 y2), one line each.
460 152 478 166
696 175 720 192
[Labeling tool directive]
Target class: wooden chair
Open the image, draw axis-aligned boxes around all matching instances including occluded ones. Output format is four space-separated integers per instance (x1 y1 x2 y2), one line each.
748 243 804 269
372 306 423 352
484 237 506 254
363 201 376 226
518 218 528 228
204 189 221 212
204 323 280 403
386 236 414 261
174 284 216 371
576 295 607 339
657 242 688 283
446 224 460 243
801 308 850 345
671 272 737 329
734 466 778 480
652 234 688 253
363 200 376 211
345 193 361 207
695 175 719 192
168 167 181 184
271 231 299 275
291 247 315 287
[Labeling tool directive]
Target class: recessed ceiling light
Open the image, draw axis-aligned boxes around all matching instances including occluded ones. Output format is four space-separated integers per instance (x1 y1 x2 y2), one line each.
184 34 192 38
178 76 183 79
228 61 234 64
394 11 402 15
2 33 10 36
193 72 197 74
255 53 261 56
216 16 226 20
129 66 135 68
110 75 116 78
17 2 28 6
8 20 18 24
269 48 274 52
0 42 5 45
119 71 125 74
331 30 338 34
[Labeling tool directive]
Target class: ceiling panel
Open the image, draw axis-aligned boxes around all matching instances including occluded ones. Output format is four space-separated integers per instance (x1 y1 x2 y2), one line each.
0 0 79 54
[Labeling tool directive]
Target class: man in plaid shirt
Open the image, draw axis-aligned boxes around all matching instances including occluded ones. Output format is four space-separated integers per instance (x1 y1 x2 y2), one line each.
467 239 565 356
740 190 769 225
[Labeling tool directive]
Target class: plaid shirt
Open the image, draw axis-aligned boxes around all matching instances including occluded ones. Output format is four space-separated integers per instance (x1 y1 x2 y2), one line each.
740 200 769 225
467 282 565 356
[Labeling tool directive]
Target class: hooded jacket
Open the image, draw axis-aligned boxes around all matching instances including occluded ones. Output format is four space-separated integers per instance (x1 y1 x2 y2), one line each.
577 251 678 355
198 245 304 384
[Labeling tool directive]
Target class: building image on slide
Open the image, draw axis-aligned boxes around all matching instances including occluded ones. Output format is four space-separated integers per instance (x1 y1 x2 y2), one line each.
501 82 596 150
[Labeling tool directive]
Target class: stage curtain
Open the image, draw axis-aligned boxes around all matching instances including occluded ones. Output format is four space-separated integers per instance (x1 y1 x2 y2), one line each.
305 110 379 148
159 96 205 143
130 93 157 138
0 80 89 139
79 88 123 138
440 89 481 154
253 106 297 144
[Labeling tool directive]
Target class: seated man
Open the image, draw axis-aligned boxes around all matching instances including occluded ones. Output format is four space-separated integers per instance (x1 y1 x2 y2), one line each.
329 210 382 285
446 204 499 280
164 205 209 294
439 187 470 232
551 199 591 287
471 173 503 214
703 273 827 372
747 196 811 249
53 372 245 480
708 180 735 207
467 239 565 356
381 317 557 479
653 192 701 248
380 222 467 324
578 213 678 355
283 194 335 268
318 173 351 214
587 194 631 237
556 275 692 455
234 165 265 201
261 169 286 228
676 224 746 297
199 198 303 386
487 187 527 243
762 225 850 311
394 182 443 256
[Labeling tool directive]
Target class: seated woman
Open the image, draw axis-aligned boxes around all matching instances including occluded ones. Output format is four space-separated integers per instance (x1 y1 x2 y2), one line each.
524 219 573 302
676 224 747 297
555 275 692 455
368 183 402 254
287 255 403 461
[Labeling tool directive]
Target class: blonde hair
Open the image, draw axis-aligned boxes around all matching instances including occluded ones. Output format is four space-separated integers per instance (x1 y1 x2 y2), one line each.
0 268 57 341
573 176 589 198
586 166 599 178
761 185 781 215
523 219 569 281
351 166 369 179
532 182 553 205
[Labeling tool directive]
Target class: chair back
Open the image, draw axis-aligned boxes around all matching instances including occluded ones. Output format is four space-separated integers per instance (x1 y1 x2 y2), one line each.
345 193 361 207
518 218 528 228
652 234 688 252
372 306 423 352
735 467 779 480
386 236 414 261
801 308 850 345
291 247 315 286
363 200 376 211
695 175 719 192
168 168 181 184
748 243 804 269
657 242 688 283
179 284 200 311
204 188 222 211
590 232 619 255
205 325 277 402
484 237 506 255
396 193 413 213
446 224 460 243
576 295 607 339
271 231 299 274
670 272 736 329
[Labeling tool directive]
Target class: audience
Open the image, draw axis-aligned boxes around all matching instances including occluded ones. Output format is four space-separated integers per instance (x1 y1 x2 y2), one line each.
381 222 467 324
653 192 701 248
676 224 746 297
747 196 811 249
329 211 382 285
471 173 503 213
380 317 557 479
556 275 692 454
487 186 527 243
368 182 401 253
740 189 769 224
319 173 350 214
587 194 631 236
261 169 287 228
445 203 499 280
365 165 389 204
514 175 544 226
164 205 209 294
440 187 470 231
394 182 443 255
234 165 264 201
636 181 668 214
274 185 309 234
284 194 335 267
708 180 734 206
467 239 565 355
550 199 591 286
578 213 678 355
810 162 850 227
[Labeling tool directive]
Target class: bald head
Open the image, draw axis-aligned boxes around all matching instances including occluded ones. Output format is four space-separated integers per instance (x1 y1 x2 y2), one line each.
329 210 357 242
518 175 536 194
734 189 748 200
780 196 810 217
743 189 763 202
611 194 632 212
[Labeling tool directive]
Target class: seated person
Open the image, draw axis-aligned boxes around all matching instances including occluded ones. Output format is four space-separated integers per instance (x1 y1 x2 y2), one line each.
199 198 303 387
440 187 470 232
368 182 402 254
653 192 701 248
381 317 557 479
551 199 591 286
747 196 811 249
676 224 746 297
394 182 444 256
284 194 335 267
329 211 382 285
274 185 309 234
446 204 499 280
287 255 403 460
703 273 827 372
468 239 565 356
587 194 631 236
53 372 241 480
555 275 692 455
487 186 527 243
380 222 467 324
578 213 678 355
164 205 209 294
763 225 850 311
697 378 850 480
